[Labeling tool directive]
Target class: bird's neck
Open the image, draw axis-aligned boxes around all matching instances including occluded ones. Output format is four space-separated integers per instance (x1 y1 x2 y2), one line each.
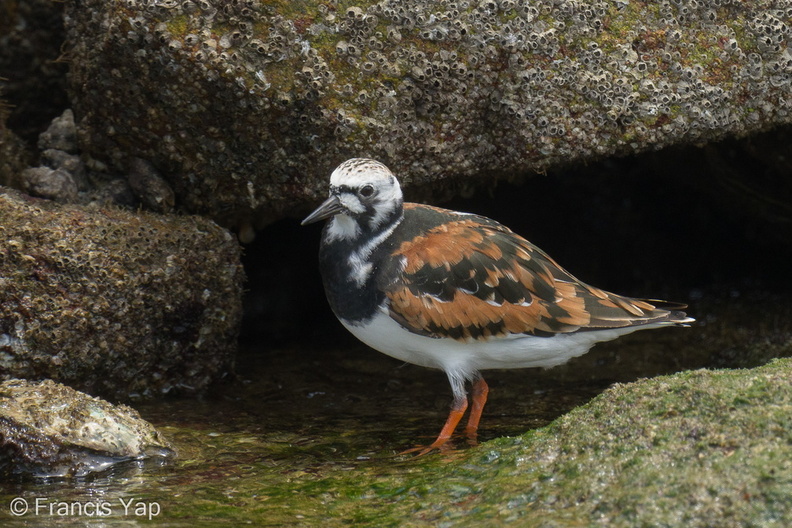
319 202 404 324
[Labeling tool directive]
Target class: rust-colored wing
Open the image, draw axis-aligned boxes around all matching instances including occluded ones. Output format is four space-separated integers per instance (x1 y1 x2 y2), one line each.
384 205 689 341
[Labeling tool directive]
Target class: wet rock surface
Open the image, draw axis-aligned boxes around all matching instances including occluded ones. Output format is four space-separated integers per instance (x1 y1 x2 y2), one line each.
0 378 174 478
0 186 244 400
63 0 792 228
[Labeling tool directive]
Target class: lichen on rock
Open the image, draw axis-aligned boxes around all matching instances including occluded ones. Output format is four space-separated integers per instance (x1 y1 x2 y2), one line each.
0 186 244 400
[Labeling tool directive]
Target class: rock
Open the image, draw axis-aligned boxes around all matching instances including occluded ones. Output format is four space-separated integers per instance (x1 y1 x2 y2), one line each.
444 358 792 525
63 0 792 229
0 186 244 400
40 148 88 190
0 378 174 477
88 177 138 208
37 108 78 153
20 166 79 203
128 157 175 214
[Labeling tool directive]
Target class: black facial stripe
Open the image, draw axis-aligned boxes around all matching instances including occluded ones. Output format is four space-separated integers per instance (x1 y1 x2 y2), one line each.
330 184 356 195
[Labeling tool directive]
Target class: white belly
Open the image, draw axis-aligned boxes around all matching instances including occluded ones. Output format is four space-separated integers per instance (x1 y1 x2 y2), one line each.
340 310 660 379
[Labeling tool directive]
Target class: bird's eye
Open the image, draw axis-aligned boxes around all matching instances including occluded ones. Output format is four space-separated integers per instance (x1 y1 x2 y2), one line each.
359 185 375 198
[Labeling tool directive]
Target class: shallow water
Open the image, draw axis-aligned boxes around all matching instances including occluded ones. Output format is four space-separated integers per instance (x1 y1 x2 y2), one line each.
1 294 789 526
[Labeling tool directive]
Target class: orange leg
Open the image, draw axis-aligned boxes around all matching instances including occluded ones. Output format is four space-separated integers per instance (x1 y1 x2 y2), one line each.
402 395 468 456
464 376 489 444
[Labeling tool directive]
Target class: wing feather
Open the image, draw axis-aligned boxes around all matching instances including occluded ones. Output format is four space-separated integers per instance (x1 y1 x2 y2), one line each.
384 206 690 341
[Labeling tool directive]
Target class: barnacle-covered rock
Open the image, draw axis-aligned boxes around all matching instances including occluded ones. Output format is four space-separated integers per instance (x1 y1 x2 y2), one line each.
0 378 174 477
0 186 244 400
64 0 792 229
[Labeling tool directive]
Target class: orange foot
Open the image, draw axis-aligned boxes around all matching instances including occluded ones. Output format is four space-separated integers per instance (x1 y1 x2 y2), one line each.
401 377 490 457
400 438 457 457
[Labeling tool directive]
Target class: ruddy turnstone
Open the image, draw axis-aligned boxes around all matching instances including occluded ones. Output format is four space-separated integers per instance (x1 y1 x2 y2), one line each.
302 158 693 455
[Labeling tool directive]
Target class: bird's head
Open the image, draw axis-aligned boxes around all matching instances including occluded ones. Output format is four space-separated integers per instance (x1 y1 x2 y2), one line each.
302 158 404 239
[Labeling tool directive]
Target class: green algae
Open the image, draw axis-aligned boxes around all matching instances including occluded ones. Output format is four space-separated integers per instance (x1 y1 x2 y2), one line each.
127 358 792 527
4 350 789 526
294 360 792 528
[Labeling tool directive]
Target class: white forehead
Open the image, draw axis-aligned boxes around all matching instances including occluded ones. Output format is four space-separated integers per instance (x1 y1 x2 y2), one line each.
330 158 395 187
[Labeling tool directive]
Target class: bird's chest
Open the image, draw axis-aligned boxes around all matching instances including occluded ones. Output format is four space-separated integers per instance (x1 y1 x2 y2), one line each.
317 238 394 324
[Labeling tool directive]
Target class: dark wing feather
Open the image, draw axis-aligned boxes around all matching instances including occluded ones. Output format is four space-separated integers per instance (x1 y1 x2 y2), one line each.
384 205 690 341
